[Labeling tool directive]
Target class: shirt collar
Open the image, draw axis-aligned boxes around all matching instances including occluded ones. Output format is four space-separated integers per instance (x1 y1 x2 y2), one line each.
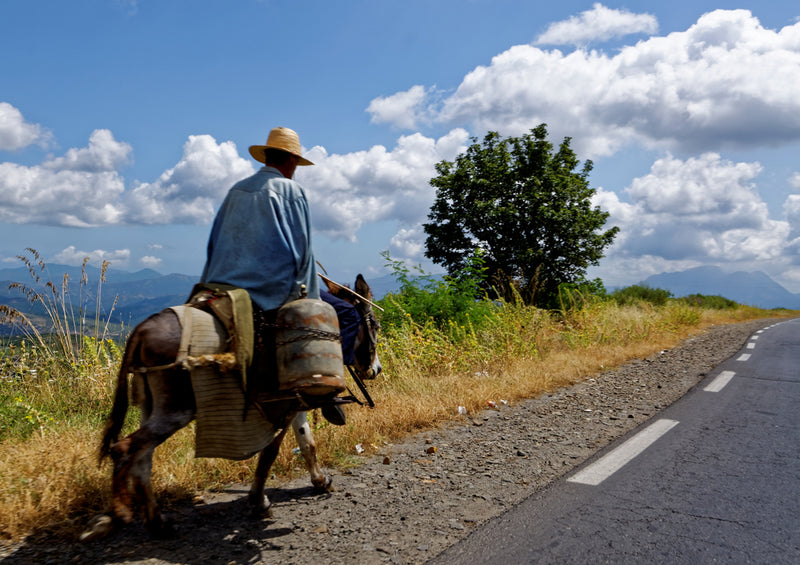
260 165 283 177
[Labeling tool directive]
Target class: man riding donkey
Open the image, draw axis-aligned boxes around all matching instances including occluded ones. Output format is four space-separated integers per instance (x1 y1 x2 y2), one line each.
83 127 378 542
197 126 363 424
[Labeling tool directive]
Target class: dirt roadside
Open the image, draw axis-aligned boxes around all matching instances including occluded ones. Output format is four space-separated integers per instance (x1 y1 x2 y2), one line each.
0 318 784 565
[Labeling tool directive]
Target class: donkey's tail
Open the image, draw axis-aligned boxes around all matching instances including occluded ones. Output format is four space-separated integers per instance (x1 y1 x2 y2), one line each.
98 332 139 463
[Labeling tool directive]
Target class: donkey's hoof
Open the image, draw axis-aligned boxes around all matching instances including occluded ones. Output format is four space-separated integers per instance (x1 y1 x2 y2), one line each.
321 405 346 426
249 502 273 519
313 474 334 493
248 493 273 518
79 514 114 543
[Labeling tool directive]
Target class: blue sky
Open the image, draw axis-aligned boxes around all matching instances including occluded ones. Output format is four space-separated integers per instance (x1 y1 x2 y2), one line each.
2 1 800 292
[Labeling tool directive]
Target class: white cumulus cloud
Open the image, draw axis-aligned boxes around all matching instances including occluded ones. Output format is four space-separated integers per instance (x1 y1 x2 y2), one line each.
125 134 254 224
140 255 163 268
0 128 255 227
626 154 765 221
297 129 470 242
43 129 131 173
375 10 800 157
535 3 658 45
367 85 435 130
52 245 131 268
389 227 426 260
600 153 789 267
0 102 52 151
0 129 130 226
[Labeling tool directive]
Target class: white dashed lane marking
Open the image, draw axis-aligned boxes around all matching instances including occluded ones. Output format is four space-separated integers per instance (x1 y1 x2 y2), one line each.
567 419 679 486
705 370 736 392
569 328 768 486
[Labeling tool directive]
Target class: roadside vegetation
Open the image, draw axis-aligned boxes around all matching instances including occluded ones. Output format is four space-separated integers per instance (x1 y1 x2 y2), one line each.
0 255 795 545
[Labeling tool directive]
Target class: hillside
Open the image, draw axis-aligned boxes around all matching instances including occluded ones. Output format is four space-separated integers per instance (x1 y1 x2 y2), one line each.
643 266 800 310
0 264 197 335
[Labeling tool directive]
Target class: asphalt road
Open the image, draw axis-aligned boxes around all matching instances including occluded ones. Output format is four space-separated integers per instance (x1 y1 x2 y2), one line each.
431 318 800 564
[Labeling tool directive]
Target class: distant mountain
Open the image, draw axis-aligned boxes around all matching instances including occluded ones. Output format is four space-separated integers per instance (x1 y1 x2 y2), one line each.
643 266 800 310
102 273 197 326
363 273 402 300
0 264 165 285
0 263 197 335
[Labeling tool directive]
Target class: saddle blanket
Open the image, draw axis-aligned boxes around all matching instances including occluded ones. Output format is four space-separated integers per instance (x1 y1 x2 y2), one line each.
169 305 278 460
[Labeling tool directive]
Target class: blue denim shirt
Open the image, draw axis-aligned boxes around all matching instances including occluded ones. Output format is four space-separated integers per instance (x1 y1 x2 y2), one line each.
200 166 319 310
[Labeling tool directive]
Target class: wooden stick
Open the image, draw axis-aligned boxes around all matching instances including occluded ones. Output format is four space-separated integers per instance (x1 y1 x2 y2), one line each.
318 273 384 311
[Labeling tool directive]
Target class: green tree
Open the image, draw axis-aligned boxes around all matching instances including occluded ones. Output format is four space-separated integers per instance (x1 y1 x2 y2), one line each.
423 125 619 307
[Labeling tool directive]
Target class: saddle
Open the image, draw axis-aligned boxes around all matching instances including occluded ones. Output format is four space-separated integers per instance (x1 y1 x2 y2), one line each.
183 283 347 404
185 283 254 391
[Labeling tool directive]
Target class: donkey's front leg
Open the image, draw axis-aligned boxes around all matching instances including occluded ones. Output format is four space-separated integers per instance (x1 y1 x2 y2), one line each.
292 412 333 492
248 424 291 516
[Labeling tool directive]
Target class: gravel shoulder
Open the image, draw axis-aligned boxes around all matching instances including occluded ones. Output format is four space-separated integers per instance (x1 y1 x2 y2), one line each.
1 318 783 565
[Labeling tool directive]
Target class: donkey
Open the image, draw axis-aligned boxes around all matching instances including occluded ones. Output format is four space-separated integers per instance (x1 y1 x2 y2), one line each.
83 275 380 540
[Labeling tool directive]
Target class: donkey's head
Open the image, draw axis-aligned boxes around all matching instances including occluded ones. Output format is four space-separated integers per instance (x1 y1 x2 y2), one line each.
351 274 382 380
328 274 382 380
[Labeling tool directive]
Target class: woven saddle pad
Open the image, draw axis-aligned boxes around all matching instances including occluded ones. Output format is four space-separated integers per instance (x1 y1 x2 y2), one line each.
169 305 278 460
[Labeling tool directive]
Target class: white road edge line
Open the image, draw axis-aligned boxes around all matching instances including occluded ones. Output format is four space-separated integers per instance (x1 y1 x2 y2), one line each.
567 419 679 486
737 353 751 361
704 370 736 392
747 342 756 349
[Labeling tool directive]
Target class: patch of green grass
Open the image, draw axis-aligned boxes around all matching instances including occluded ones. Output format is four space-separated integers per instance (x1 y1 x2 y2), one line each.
0 390 53 440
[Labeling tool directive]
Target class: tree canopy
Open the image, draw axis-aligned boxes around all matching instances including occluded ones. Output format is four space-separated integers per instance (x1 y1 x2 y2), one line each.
423 125 619 307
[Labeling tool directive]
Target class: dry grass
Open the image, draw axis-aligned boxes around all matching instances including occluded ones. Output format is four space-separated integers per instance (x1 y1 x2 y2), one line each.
0 301 791 544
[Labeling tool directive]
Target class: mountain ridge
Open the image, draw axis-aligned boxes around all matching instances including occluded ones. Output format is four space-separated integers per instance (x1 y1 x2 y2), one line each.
642 266 800 309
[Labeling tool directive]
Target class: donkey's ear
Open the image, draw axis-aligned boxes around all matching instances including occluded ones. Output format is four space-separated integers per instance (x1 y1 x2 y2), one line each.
355 274 370 298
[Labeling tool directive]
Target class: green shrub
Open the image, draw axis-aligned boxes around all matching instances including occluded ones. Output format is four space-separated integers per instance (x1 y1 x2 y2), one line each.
557 278 608 311
678 294 738 309
378 250 496 334
611 284 673 306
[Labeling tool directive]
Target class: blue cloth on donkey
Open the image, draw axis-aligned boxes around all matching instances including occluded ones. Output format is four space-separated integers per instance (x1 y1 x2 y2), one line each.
320 290 360 365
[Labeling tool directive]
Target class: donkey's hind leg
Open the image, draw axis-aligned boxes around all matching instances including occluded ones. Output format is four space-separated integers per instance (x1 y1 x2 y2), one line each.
130 442 172 537
292 412 333 492
248 423 293 516
109 435 136 524
110 407 194 536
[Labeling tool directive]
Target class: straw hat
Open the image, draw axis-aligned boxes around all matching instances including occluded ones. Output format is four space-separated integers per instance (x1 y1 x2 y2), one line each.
249 127 314 166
